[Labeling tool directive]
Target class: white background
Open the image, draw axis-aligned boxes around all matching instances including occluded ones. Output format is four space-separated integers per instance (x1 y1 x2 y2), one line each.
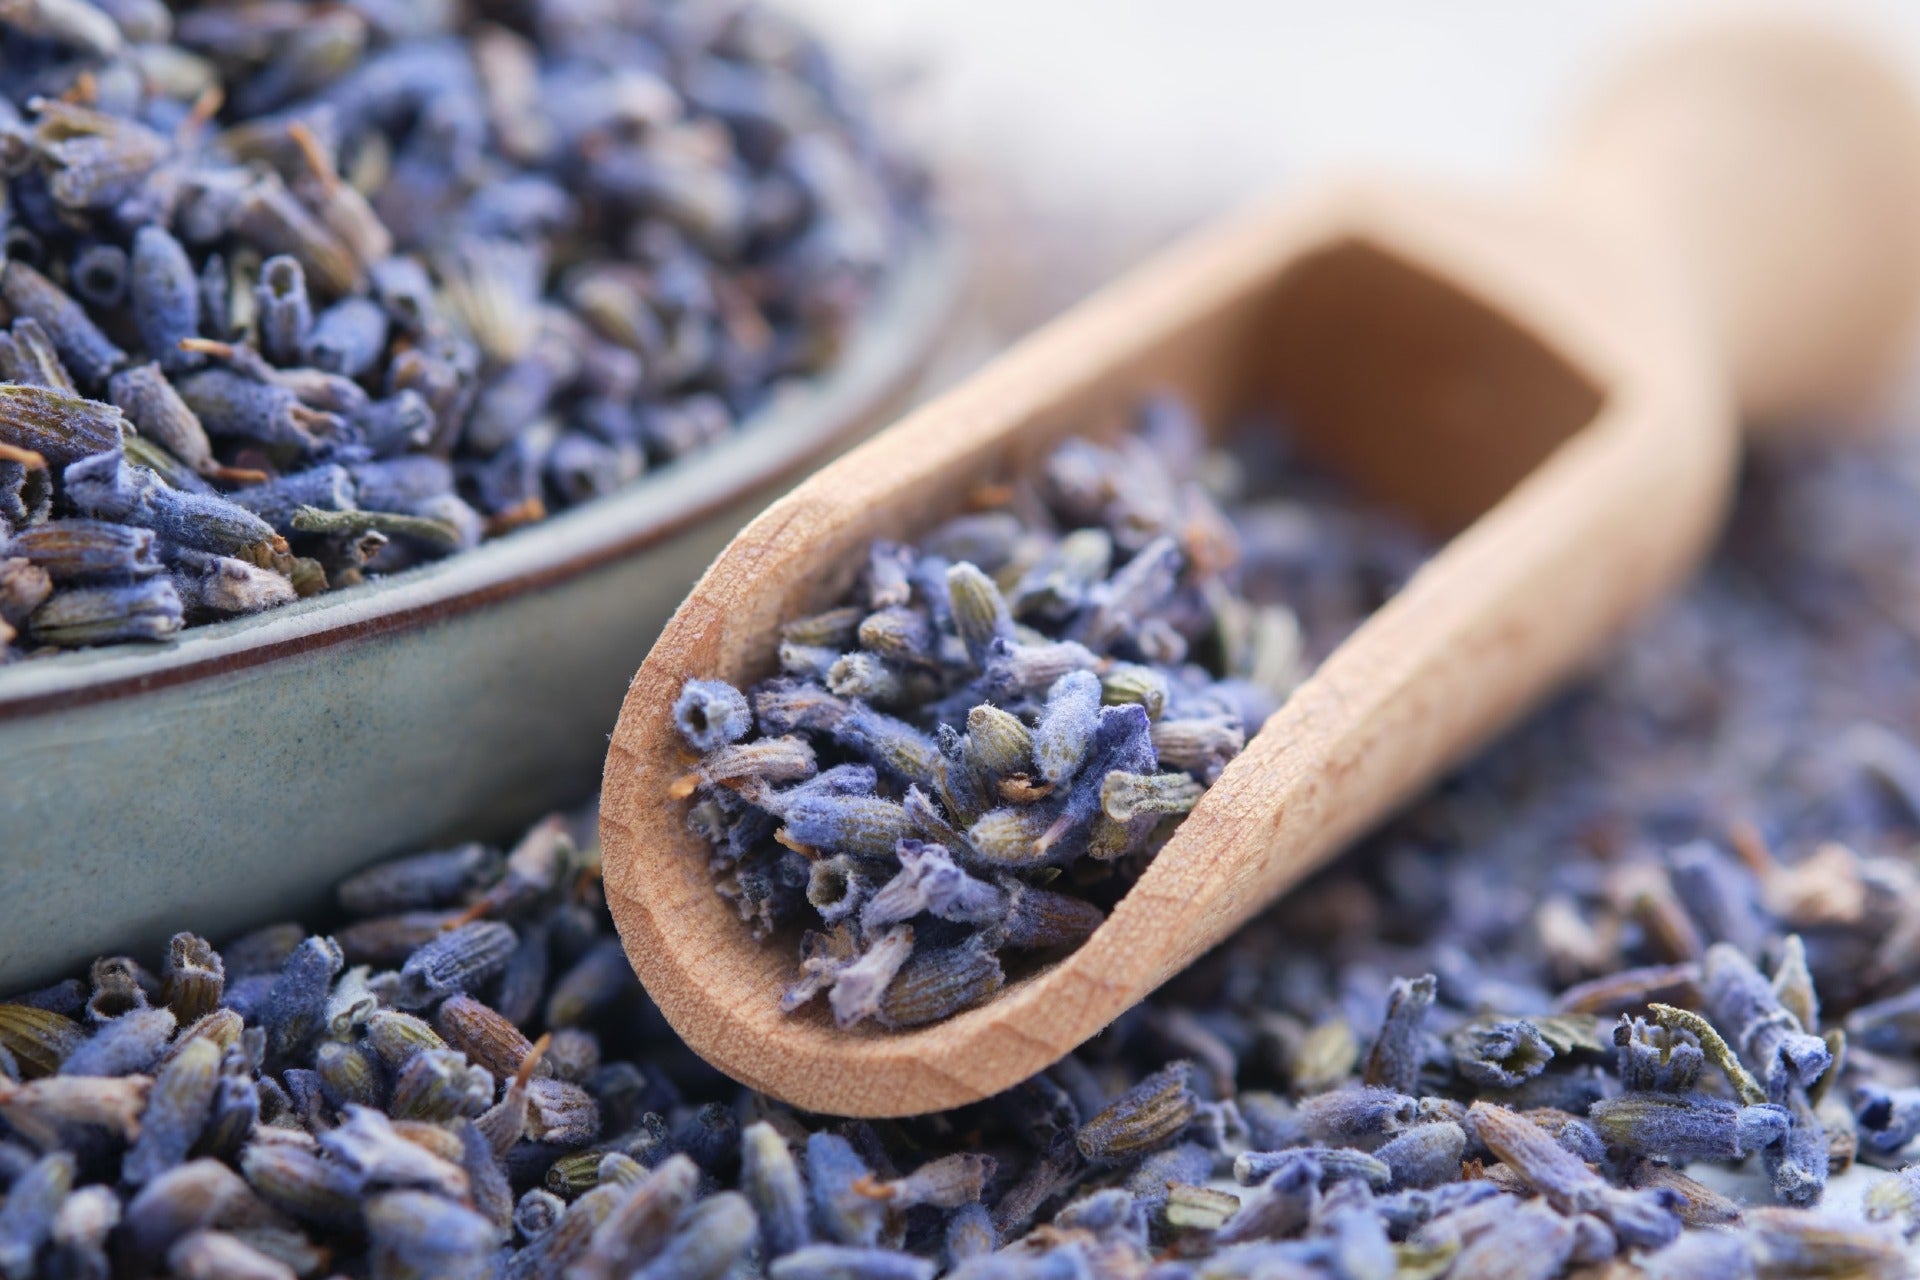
789 0 1920 203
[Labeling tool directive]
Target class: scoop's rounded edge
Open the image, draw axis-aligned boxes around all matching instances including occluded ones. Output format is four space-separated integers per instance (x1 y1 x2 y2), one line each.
0 230 964 718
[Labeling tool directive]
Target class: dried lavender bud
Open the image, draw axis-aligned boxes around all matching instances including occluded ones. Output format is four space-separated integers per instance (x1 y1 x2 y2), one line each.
1362 974 1436 1095
627 1190 755 1280
1 260 124 384
514 1188 566 1243
389 1048 492 1123
0 319 75 394
1447 1198 1576 1280
0 1150 73 1278
1237 1145 1390 1189
743 1121 811 1260
1034 669 1102 787
1765 1088 1832 1208
567 1152 698 1280
997 881 1106 950
364 1190 495 1280
876 940 1002 1030
809 924 911 1028
1299 1086 1418 1143
807 1133 886 1247
121 1158 255 1258
46 1182 117 1280
1076 1062 1197 1162
1743 1207 1907 1279
26 573 178 643
129 226 203 374
1450 1018 1555 1088
338 844 500 917
56 1006 172 1076
528 940 624 1034
0 1074 150 1144
122 1036 220 1186
0 384 122 467
166 1229 294 1280
300 296 389 380
675 679 755 752
395 921 516 1008
1589 1092 1790 1160
771 1247 938 1280
1374 1121 1466 1190
252 256 311 368
69 243 127 310
261 936 342 1065
1701 944 1833 1101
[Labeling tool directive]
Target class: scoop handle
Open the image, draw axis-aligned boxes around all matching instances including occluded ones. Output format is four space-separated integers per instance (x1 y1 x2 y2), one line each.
1553 20 1920 428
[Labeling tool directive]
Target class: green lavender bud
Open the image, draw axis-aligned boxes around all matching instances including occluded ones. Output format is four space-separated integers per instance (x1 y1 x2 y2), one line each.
1099 771 1204 823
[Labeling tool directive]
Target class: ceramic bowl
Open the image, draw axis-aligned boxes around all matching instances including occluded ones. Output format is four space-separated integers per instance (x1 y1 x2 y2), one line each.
0 234 962 992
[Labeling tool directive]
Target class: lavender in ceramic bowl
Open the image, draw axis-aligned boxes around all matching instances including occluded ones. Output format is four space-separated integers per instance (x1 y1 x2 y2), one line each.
0 0 924 654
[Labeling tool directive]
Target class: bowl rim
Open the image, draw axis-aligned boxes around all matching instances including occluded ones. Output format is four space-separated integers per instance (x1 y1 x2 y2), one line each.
0 232 964 720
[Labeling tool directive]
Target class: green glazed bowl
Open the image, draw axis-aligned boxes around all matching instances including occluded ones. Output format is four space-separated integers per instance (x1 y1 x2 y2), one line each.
0 235 962 992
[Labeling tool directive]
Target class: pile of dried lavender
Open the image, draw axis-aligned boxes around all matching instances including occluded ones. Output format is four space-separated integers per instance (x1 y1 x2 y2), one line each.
671 395 1424 1030
0 0 919 653
13 437 1920 1279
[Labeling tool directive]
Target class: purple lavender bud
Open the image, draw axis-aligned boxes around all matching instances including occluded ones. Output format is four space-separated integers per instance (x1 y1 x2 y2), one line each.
301 296 389 378
69 242 127 309
1375 1121 1466 1190
353 391 437 456
1 260 125 384
1362 974 1436 1095
674 679 753 752
1451 1019 1555 1088
1668 842 1769 959
807 1132 885 1247
64 451 278 555
8 519 161 581
122 1036 220 1186
253 255 313 366
174 369 338 451
0 1151 73 1278
55 1006 173 1077
1591 1093 1790 1160
365 1190 496 1279
1764 1092 1831 1208
261 936 343 1064
1701 945 1832 1100
1449 1199 1576 1280
1854 1083 1920 1159
771 1251 936 1280
368 255 440 336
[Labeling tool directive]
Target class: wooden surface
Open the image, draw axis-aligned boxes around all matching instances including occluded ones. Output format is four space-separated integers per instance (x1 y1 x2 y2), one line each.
600 21 1920 1116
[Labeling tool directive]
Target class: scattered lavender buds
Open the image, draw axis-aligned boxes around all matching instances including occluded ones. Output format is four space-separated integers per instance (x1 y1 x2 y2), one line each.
0 0 921 655
672 395 1426 1029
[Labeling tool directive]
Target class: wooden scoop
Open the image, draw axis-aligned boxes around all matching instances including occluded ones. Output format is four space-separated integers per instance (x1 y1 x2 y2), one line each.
601 20 1920 1116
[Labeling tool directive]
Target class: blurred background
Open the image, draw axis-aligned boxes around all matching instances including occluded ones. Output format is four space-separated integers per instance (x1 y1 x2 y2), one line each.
788 0 1920 341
